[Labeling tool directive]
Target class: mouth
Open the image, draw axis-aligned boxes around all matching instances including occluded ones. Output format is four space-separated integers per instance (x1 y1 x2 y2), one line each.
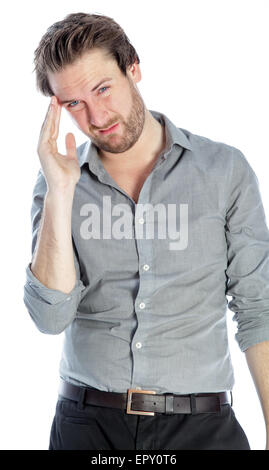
99 122 119 135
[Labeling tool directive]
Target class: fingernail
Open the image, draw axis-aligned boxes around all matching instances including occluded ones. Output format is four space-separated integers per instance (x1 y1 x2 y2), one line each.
51 96 55 105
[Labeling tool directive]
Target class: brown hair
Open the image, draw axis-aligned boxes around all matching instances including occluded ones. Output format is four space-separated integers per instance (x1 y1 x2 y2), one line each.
33 12 140 96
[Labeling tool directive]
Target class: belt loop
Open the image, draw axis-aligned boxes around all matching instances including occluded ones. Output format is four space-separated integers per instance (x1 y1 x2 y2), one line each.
230 391 233 407
165 393 174 415
190 394 197 415
77 387 87 410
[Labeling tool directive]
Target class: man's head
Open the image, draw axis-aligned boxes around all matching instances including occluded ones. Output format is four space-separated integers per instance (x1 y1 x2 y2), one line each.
34 12 146 154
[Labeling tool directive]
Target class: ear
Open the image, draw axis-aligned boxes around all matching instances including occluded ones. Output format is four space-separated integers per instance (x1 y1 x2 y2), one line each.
127 61 142 84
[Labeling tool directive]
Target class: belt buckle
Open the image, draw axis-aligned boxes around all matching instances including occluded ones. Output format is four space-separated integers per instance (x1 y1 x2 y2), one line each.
126 388 156 416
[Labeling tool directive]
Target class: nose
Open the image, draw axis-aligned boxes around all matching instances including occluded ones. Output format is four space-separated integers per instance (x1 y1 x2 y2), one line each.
85 99 109 129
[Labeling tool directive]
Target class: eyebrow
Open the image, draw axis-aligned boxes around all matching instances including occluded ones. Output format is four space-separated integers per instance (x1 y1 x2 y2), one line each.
60 77 113 104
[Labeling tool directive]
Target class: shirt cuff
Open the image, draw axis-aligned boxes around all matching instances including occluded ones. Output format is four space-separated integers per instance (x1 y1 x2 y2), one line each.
25 262 85 305
235 324 269 352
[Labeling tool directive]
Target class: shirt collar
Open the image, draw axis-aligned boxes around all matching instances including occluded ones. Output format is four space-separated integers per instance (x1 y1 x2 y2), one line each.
150 109 192 155
77 109 192 173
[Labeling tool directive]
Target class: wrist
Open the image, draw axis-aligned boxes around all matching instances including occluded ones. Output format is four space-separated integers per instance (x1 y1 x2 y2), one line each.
44 189 76 219
46 186 76 202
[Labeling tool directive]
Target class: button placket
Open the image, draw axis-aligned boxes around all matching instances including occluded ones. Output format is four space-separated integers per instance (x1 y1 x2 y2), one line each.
132 184 156 388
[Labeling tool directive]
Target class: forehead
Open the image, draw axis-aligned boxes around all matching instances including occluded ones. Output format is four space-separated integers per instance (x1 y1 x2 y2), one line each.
47 48 120 97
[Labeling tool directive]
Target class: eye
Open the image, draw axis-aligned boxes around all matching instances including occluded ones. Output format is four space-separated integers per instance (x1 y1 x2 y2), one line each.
66 100 85 112
98 86 109 94
68 100 80 108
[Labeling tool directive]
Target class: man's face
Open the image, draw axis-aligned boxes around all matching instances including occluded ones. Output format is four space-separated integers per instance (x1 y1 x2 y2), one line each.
48 48 145 154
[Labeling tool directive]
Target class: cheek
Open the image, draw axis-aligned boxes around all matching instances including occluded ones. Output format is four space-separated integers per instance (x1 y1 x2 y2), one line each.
69 110 88 128
111 90 133 117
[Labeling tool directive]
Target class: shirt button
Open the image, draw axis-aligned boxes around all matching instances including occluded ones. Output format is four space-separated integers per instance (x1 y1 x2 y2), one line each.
139 302 145 309
143 264 150 271
66 297 71 301
138 218 145 224
136 342 142 349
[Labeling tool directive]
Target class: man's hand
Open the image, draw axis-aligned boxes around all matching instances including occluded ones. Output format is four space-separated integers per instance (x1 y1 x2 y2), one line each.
37 96 81 192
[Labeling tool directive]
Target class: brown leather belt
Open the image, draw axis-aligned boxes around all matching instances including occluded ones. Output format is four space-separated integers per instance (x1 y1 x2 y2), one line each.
58 379 231 416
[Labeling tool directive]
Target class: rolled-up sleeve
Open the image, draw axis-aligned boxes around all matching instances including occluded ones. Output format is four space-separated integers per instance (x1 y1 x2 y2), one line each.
23 169 85 335
225 149 269 351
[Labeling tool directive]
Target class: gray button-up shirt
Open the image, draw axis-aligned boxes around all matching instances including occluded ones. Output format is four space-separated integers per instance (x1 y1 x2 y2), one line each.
23 110 269 394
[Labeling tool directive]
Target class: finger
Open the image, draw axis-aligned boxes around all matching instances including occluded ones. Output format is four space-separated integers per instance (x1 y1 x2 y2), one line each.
65 133 77 159
37 99 60 158
39 110 53 151
40 96 57 140
40 96 54 130
51 98 62 140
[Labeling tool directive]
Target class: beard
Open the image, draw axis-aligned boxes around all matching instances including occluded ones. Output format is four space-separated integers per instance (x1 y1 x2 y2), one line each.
88 79 145 154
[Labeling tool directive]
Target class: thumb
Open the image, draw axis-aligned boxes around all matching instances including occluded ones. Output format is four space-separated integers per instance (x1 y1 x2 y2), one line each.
65 133 77 160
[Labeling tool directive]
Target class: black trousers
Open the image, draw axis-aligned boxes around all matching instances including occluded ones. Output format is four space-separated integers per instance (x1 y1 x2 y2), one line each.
49 396 251 450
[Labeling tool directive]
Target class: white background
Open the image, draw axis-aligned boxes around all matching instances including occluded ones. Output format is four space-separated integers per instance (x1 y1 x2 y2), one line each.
0 0 268 450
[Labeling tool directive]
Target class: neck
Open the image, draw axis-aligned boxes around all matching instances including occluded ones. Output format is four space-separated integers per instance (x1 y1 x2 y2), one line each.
98 109 166 170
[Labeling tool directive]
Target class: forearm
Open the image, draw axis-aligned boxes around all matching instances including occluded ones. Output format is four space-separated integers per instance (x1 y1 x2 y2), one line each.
30 187 76 294
245 340 269 431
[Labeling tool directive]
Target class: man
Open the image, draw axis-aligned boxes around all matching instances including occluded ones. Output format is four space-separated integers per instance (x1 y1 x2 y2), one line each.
23 12 269 450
